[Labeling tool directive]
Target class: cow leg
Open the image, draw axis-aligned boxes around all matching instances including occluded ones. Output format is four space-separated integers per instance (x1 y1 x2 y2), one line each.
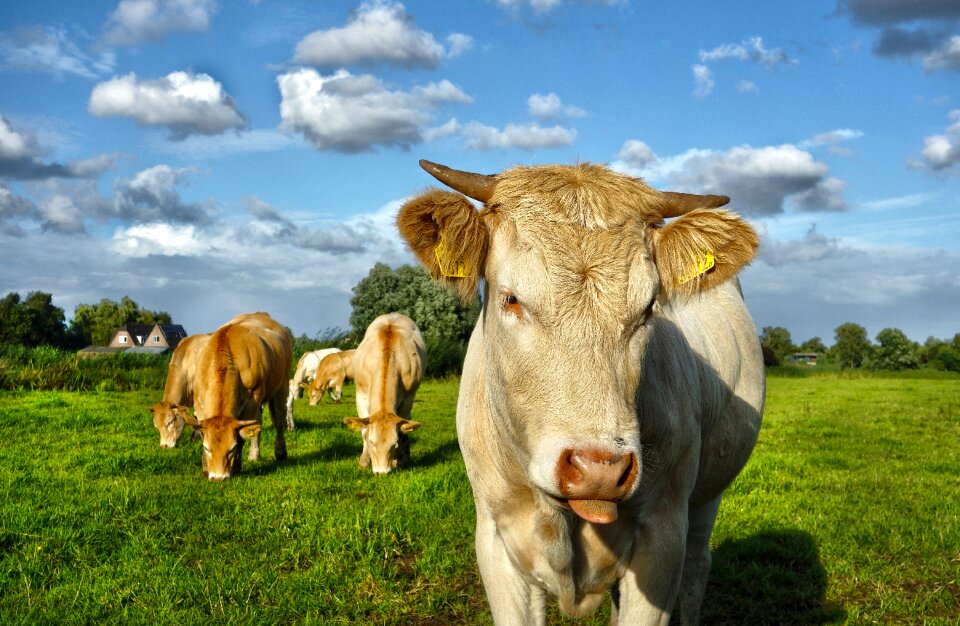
271 394 288 462
332 379 343 403
671 496 721 626
612 512 686 626
475 512 547 626
285 382 297 431
358 428 371 468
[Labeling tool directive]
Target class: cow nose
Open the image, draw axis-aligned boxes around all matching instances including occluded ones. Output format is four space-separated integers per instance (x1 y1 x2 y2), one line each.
557 448 638 501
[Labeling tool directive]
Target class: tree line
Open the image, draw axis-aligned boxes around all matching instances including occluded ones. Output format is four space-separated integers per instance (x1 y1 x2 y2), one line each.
2 270 956 375
761 323 960 372
0 292 171 350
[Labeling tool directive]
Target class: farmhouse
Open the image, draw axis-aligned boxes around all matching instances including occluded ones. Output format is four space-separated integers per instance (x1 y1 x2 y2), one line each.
80 323 189 357
109 323 188 351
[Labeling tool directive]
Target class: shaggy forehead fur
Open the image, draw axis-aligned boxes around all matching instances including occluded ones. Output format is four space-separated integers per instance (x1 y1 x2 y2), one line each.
490 164 658 335
490 163 666 230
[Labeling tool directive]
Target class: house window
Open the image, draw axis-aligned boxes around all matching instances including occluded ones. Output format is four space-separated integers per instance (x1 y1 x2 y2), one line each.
120 336 127 344
154 336 160 342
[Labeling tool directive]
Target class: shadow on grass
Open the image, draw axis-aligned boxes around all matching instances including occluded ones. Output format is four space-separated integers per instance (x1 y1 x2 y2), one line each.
412 436 463 468
700 529 845 625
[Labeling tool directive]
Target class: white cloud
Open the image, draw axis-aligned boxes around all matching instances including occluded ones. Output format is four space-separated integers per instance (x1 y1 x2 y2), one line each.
923 35 960 72
698 36 794 68
916 109 960 172
277 68 470 153
151 128 303 159
528 93 586 119
692 64 714 97
614 141 847 215
0 26 115 79
0 116 116 180
88 71 246 139
800 128 864 156
111 164 213 224
110 222 207 257
461 121 576 150
293 0 468 68
103 0 217 45
616 140 657 170
694 36 794 96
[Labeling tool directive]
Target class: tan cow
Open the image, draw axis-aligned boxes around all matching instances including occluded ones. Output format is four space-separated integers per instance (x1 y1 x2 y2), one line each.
343 313 426 474
183 312 292 481
397 160 765 624
303 349 355 405
285 348 341 429
148 333 210 448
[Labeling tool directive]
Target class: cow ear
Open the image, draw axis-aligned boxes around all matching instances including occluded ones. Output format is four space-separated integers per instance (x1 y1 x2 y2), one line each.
399 420 423 433
653 209 759 296
239 423 262 439
397 189 488 302
343 417 369 431
181 412 201 427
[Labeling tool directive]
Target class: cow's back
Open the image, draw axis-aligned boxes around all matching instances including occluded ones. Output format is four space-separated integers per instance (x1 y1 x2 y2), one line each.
196 312 292 420
353 313 426 418
163 333 210 405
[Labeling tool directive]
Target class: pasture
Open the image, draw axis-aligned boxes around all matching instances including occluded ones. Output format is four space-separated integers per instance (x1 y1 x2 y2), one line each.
1 374 958 624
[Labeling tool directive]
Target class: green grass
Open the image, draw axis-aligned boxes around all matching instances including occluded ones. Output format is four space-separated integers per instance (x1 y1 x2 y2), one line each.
0 376 958 624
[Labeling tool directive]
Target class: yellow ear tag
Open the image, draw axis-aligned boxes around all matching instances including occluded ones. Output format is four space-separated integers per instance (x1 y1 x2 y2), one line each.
678 251 715 285
434 233 468 278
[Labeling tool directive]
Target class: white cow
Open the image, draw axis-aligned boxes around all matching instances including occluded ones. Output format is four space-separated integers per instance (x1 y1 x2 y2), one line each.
397 160 765 625
285 347 341 429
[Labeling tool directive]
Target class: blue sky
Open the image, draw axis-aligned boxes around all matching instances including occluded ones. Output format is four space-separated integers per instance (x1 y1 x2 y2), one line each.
0 0 958 344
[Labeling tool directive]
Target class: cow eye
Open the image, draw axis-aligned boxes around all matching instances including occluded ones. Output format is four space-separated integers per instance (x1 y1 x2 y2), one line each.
501 292 523 320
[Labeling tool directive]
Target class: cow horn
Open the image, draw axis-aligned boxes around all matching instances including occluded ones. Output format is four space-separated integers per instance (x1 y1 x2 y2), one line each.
419 159 497 203
659 191 730 218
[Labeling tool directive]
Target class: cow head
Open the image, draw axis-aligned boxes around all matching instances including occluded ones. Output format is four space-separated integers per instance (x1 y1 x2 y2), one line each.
343 411 423 475
183 414 261 481
148 400 189 448
398 160 758 523
304 378 325 406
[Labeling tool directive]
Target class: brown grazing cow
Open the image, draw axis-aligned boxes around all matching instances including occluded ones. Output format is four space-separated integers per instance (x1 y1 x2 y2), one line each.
183 312 292 481
149 333 210 448
343 313 426 474
303 349 355 405
397 160 765 625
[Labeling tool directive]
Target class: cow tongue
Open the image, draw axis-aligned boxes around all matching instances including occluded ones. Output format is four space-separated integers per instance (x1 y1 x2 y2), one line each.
568 499 618 524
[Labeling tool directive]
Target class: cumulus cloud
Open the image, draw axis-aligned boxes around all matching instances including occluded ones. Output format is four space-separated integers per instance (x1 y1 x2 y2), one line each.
277 68 471 152
0 184 39 236
103 0 217 45
88 71 246 139
0 26 115 79
293 1 470 68
461 121 576 150
494 0 622 13
111 164 213 224
915 109 960 172
0 116 116 181
527 93 586 119
613 140 847 215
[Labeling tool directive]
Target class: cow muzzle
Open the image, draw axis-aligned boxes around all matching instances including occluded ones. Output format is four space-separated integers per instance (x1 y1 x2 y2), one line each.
555 448 639 524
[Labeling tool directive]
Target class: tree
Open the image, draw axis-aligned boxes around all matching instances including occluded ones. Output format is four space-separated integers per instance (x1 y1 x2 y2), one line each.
68 296 172 346
350 263 480 341
760 326 795 365
0 291 67 347
868 328 919 370
833 322 872 369
799 337 827 354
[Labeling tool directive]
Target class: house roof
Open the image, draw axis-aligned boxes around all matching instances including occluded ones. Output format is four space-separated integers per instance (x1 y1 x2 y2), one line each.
115 324 153 340
155 324 188 341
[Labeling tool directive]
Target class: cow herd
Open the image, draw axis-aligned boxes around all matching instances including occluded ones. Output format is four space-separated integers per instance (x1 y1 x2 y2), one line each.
148 159 766 625
149 311 426 480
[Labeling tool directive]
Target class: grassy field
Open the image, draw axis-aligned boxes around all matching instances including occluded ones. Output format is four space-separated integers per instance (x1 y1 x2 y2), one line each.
0 374 958 624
